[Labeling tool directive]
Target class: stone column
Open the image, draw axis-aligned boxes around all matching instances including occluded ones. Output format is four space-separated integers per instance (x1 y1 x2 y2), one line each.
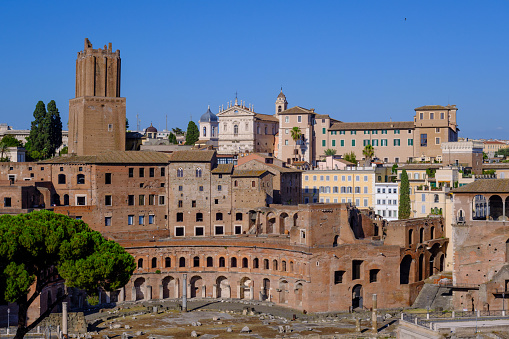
213 284 217 298
249 286 254 300
62 302 68 338
237 285 242 299
146 286 152 300
159 285 164 300
371 294 378 333
201 285 206 298
131 287 137 301
182 274 187 312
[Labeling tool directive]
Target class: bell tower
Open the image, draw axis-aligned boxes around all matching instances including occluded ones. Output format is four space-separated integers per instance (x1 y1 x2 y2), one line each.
275 88 288 116
68 38 126 155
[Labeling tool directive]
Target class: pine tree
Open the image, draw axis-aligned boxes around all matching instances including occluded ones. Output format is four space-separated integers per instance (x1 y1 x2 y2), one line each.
185 121 199 145
399 169 411 219
168 132 177 144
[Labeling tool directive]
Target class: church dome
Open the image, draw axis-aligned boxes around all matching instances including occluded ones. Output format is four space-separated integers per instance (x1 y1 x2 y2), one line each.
146 123 157 133
199 106 218 122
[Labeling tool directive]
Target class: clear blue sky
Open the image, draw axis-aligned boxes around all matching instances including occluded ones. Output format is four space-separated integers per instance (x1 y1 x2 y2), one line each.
1 1 507 139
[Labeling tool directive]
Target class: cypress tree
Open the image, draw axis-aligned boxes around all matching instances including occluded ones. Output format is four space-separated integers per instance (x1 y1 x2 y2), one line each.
46 100 62 156
185 121 199 145
28 101 47 159
399 169 411 219
168 132 177 144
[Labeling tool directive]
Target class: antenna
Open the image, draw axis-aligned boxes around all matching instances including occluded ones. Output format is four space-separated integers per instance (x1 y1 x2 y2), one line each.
136 113 140 131
166 115 168 131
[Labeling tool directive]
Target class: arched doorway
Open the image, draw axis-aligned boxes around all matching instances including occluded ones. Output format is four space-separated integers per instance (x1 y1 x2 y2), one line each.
279 213 288 234
216 276 230 298
63 194 69 206
439 254 445 272
400 255 412 284
162 276 175 299
352 284 363 309
266 213 276 234
262 278 270 301
489 195 503 220
134 277 145 301
333 235 339 247
473 195 487 220
293 213 298 227
52 194 60 206
295 283 303 306
190 276 203 298
239 277 252 299
279 280 289 304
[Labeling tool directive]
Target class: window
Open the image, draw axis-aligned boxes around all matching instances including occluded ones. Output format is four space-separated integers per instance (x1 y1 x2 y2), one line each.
285 140 288 145
214 199 219 204
334 270 345 284
381 130 387 134
176 213 183 222
216 212 223 221
76 196 86 206
138 258 143 269
148 168 155 177
252 181 256 187
332 140 336 147
160 167 165 176
105 195 112 206
264 259 269 269
352 140 356 146
196 213 203 222
217 185 222 191
322 140 326 147
340 130 345 135
372 139 378 146
139 195 145 205
273 260 278 270
127 215 134 225
165 257 171 268
159 196 165 205
149 194 155 205
408 138 413 146
77 174 85 185
235 225 242 234
127 195 134 205
253 258 259 269
352 260 363 280
193 256 200 267
420 134 428 147
128 168 134 177
179 257 186 267
219 257 226 267
322 127 326 134
234 125 238 135
440 112 445 119
381 139 388 146
139 168 144 177
4 197 11 207
430 112 434 119
363 139 370 146
178 185 183 191
175 227 185 237
364 130 370 134
355 187 360 194
298 115 302 123
215 226 224 235
340 140 345 146
282 261 287 271
370 269 380 283
394 129 400 134
435 137 440 145
420 112 424 119
177 168 183 177
351 130 356 135
199 186 203 192
195 226 204 236
58 174 66 184
139 215 145 225
364 198 368 207
394 139 400 146
196 168 202 177
206 257 213 267
234 180 238 187
104 173 112 185
231 257 237 267
149 215 154 224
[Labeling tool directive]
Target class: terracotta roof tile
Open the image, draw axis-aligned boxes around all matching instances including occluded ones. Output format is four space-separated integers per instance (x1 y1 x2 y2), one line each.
169 150 216 162
232 169 269 177
280 106 315 115
452 179 509 193
211 163 234 174
42 151 171 164
414 105 457 111
254 113 279 122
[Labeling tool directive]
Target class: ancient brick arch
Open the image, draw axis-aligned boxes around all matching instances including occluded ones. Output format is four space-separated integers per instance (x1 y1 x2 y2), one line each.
162 276 176 299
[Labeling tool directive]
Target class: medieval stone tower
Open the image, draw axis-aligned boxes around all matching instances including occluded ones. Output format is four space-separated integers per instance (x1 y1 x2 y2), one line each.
68 38 126 155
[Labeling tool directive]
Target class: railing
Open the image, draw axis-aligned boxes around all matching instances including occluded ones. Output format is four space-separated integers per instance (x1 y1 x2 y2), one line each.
401 310 509 329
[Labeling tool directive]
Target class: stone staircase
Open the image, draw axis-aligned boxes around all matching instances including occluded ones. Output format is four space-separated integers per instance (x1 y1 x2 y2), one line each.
412 283 453 310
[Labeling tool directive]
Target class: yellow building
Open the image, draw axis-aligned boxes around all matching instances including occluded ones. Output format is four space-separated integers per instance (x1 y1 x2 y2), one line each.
302 166 389 208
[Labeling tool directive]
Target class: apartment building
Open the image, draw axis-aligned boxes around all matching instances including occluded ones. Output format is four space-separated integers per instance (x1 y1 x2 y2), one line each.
374 182 399 221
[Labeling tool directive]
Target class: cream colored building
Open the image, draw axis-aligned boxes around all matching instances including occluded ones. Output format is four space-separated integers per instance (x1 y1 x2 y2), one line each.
217 97 278 154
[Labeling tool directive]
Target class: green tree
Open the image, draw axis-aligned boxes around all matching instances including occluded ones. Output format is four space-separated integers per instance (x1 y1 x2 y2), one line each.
399 169 411 219
362 144 375 166
185 121 199 145
291 127 302 160
168 132 177 144
0 210 136 339
28 101 47 156
324 148 336 156
0 135 23 148
172 127 184 135
59 146 68 155
45 100 63 157
495 148 509 158
344 151 357 164
0 142 8 162
28 100 62 159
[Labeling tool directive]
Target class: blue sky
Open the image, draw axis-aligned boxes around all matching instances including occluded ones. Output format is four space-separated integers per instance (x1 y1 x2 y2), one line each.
1 1 507 139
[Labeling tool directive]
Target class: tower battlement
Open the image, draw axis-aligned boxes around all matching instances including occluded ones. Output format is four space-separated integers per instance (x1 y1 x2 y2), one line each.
77 38 120 60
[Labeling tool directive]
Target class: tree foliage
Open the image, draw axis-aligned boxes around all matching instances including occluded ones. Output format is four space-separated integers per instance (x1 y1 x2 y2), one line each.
28 100 62 160
172 127 184 135
168 132 177 144
185 121 199 145
1 135 23 148
0 210 135 339
324 148 336 156
495 148 509 158
398 169 411 219
344 151 357 164
362 144 374 166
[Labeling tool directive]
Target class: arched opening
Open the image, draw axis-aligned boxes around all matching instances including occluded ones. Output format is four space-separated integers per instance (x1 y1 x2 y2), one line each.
151 257 157 268
179 257 186 267
195 168 202 178
352 284 363 309
231 257 237 267
266 213 276 234
279 212 289 233
506 239 509 262
400 255 412 284
279 280 289 304
162 276 175 299
58 174 66 184
216 276 230 298
429 255 435 276
295 283 303 306
290 261 294 272
190 276 203 298
242 257 248 268
262 278 270 301
240 277 252 299
263 259 269 269
193 256 200 267
165 257 171 268
506 197 509 220
419 254 425 281
333 235 339 247
63 194 69 206
77 174 85 185
430 226 435 240
272 259 278 271
293 213 298 227
282 260 287 271
206 257 213 267
489 195 504 220
408 229 413 245
253 258 259 269
134 277 145 301
439 254 445 272
419 228 424 243
52 194 60 206
219 257 225 267
473 195 487 220
137 258 143 269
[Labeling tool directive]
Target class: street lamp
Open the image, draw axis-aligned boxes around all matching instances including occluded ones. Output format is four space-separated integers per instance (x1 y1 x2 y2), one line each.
7 308 10 335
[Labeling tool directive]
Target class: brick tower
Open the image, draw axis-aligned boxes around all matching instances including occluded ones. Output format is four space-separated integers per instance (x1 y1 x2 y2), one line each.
68 38 126 155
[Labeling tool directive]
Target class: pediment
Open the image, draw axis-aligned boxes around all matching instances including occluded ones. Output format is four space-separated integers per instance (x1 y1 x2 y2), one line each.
217 106 255 117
